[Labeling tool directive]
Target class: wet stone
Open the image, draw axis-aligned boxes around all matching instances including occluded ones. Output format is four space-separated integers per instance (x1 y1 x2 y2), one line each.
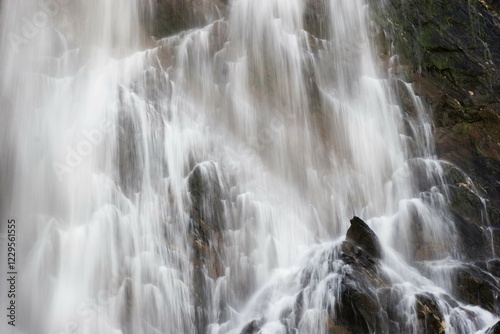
345 216 382 260
415 293 446 334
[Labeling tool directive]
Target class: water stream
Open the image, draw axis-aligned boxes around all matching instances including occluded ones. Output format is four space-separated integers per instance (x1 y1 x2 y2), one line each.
0 0 498 333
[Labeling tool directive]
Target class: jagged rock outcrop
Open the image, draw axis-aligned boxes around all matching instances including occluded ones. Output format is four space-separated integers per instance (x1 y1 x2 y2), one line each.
276 217 453 334
345 216 383 260
335 217 389 333
234 213 499 333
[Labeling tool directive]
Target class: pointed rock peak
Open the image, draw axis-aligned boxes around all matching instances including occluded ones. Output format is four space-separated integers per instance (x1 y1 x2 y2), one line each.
346 216 383 260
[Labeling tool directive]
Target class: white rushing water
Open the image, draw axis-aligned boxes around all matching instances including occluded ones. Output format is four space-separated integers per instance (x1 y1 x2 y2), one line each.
0 0 497 333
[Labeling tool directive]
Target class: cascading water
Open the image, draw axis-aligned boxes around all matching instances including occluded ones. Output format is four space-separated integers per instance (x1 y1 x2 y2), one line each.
0 0 498 333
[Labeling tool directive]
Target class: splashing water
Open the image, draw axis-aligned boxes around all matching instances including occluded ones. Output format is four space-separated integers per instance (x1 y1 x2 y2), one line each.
0 0 497 333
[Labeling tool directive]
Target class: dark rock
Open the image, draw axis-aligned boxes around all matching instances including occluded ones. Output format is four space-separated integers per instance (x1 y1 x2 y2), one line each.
443 162 499 259
303 0 330 39
415 293 446 334
449 183 483 226
117 103 145 195
371 0 500 289
287 217 495 333
332 219 390 333
373 0 500 100
143 0 227 38
494 229 500 257
451 211 491 261
326 319 351 334
448 306 481 331
187 162 227 333
444 156 500 228
345 216 382 260
293 220 390 333
435 122 500 211
240 319 264 334
453 264 500 313
341 239 378 271
377 287 406 330
378 287 447 334
372 1 500 196
188 162 225 248
336 283 388 334
293 291 304 328
482 259 500 278
402 204 450 262
486 321 500 334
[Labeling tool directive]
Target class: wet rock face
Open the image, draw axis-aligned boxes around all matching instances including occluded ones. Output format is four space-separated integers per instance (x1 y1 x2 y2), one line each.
373 0 500 107
453 264 500 314
372 0 500 259
442 164 500 259
415 294 446 334
144 0 228 38
336 282 388 333
451 211 491 261
303 0 330 39
240 319 264 334
187 162 227 333
147 0 341 40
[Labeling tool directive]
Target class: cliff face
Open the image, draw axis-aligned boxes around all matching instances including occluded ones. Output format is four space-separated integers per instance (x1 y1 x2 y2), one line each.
373 0 500 257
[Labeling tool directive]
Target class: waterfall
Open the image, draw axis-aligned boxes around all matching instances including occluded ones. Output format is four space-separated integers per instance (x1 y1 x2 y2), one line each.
0 0 498 333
